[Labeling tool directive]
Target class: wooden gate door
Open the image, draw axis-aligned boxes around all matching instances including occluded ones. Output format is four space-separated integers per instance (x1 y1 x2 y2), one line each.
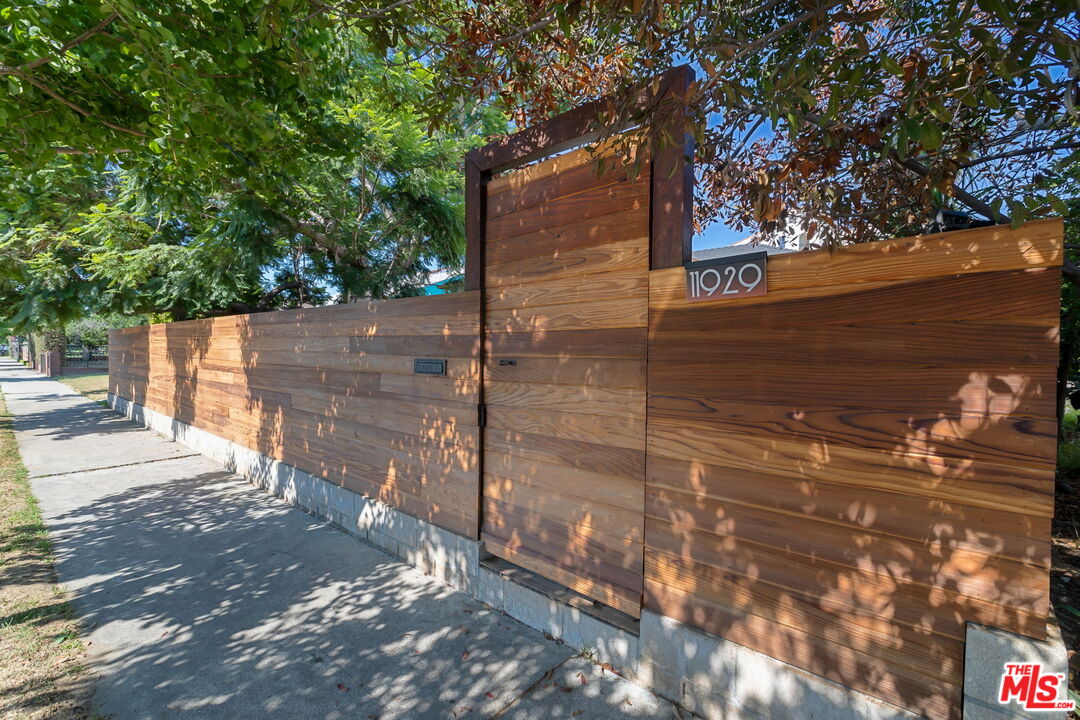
479 142 650 617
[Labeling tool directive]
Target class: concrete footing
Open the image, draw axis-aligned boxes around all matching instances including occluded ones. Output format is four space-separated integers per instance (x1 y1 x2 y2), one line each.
110 393 1061 720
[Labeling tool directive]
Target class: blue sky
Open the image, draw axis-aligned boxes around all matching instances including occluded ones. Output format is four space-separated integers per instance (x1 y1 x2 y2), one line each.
695 221 747 250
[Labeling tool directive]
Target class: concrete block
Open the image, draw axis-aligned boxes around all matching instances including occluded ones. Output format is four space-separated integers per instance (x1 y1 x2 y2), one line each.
639 611 920 720
357 501 417 549
963 623 1071 720
477 568 505 611
366 529 403 559
328 485 356 517
501 578 562 639
636 611 685 701
339 496 369 541
293 473 319 514
560 604 639 673
415 521 479 594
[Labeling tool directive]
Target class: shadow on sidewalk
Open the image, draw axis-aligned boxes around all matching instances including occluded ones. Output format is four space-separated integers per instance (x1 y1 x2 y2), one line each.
38 468 577 719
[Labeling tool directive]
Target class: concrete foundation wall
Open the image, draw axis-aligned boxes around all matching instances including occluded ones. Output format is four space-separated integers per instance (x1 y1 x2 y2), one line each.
109 393 1066 720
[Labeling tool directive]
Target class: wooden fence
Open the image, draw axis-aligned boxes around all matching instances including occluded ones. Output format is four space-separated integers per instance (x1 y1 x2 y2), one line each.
109 138 1062 720
645 220 1061 719
110 293 481 537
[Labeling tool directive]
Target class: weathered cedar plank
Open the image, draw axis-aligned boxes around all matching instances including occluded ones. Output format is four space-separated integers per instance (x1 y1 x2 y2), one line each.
486 206 649 267
483 428 645 481
486 177 649 243
486 150 638 219
487 406 645 451
487 267 648 311
482 530 642 618
647 455 1050 567
485 380 644 420
486 236 648 288
486 328 646 359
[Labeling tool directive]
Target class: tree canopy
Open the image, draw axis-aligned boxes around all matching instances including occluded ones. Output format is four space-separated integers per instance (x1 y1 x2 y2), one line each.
384 0 1078 243
0 1 503 331
1 0 1077 331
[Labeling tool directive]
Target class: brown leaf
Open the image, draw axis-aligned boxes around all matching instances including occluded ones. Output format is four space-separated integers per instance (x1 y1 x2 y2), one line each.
337 683 349 692
462 650 470 660
485 691 495 699
577 671 588 685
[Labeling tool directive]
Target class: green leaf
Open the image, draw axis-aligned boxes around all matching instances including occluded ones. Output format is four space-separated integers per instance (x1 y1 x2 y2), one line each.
920 123 944 150
880 55 904 77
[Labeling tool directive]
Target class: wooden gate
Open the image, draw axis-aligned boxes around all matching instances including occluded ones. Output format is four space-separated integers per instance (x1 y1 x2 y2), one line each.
477 142 651 617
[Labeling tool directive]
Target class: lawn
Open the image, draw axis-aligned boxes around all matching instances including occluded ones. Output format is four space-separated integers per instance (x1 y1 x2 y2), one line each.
0 388 93 719
55 372 108 408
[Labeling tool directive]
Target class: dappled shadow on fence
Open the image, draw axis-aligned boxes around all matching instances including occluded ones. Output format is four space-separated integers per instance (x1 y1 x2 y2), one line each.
639 228 1062 720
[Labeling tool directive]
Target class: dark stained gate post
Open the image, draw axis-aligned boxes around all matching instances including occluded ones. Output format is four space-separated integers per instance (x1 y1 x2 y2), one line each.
649 66 695 270
464 158 487 292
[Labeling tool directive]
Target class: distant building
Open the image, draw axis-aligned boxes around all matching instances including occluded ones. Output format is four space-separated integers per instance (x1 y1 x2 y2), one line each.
694 219 821 262
422 269 464 295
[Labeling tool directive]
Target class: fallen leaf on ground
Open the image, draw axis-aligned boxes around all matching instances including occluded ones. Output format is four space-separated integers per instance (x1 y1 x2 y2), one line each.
577 672 587 685
462 650 469 659
337 683 349 692
485 691 495 698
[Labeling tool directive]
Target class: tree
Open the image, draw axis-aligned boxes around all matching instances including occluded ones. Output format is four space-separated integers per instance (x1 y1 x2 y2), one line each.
0 4 505 331
366 0 1078 244
65 317 109 349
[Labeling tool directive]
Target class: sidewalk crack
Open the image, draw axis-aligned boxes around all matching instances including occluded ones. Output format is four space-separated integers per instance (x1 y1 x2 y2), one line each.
30 453 202 479
489 654 576 718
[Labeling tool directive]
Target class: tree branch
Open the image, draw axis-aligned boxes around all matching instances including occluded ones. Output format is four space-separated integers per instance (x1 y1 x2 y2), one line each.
893 154 1011 224
22 13 120 71
0 67 146 137
959 141 1080 168
257 281 307 310
52 146 131 155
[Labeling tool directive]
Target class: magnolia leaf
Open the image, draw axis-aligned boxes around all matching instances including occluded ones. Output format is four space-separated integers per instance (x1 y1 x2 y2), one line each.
920 123 944 150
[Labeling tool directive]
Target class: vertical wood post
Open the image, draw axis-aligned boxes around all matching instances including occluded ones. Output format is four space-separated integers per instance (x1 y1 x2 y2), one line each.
464 156 489 539
649 66 695 270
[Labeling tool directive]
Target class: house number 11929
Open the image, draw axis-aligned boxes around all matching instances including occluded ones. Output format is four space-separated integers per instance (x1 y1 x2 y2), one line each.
684 253 768 302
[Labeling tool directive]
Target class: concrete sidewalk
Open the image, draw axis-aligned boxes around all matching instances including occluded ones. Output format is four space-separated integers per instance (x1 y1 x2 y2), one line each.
0 359 679 720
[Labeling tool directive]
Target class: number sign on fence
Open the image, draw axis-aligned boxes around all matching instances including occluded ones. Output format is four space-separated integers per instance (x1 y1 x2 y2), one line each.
685 252 767 301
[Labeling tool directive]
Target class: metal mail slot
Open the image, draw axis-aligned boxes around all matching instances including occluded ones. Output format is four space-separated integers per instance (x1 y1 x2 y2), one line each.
413 358 447 376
